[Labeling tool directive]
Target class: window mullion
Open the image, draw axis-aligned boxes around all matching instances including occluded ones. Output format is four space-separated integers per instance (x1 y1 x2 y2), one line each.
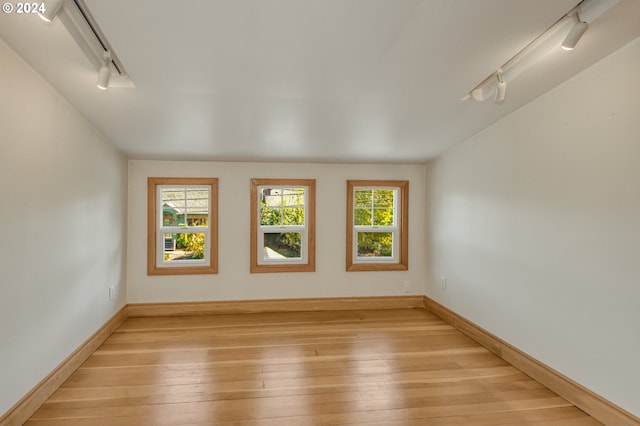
161 226 207 233
369 190 375 226
260 225 305 231
182 187 188 224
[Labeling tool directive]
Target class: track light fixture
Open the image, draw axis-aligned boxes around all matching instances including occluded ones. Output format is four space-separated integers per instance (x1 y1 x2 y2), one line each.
464 0 618 105
38 0 63 23
495 70 507 103
561 13 588 51
38 0 133 90
96 51 111 90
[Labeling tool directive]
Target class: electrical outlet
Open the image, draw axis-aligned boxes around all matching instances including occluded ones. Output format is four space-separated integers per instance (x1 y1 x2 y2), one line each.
440 275 447 291
403 280 411 294
109 285 115 300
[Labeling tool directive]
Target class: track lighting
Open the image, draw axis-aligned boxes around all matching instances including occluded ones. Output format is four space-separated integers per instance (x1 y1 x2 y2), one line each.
97 65 110 90
495 70 506 103
96 51 111 90
38 0 133 90
464 0 618 105
562 13 588 51
38 0 63 23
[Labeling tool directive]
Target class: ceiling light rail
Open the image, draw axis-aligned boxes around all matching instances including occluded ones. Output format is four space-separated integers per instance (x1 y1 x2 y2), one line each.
464 0 619 104
38 0 133 90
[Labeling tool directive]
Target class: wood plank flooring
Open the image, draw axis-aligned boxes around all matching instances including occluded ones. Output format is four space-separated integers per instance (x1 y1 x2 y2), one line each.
25 309 601 425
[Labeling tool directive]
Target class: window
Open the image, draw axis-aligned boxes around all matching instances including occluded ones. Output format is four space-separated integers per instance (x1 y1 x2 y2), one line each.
346 180 408 271
250 178 316 273
147 177 218 275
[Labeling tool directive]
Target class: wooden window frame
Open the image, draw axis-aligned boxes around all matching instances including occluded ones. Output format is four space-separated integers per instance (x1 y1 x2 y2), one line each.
346 180 409 272
250 178 316 273
147 177 218 275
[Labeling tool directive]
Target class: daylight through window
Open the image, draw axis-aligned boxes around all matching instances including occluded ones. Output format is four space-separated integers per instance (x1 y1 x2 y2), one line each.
148 178 218 275
250 178 316 273
347 180 408 271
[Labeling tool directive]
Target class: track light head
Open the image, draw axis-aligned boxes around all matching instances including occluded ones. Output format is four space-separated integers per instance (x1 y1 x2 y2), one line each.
97 65 110 90
562 14 588 51
96 51 112 90
495 71 506 103
38 0 64 22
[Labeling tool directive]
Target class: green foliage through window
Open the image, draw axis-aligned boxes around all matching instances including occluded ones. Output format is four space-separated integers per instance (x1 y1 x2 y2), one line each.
354 188 396 258
264 232 302 258
169 232 206 260
354 189 394 226
357 232 393 257
160 185 210 262
259 187 305 256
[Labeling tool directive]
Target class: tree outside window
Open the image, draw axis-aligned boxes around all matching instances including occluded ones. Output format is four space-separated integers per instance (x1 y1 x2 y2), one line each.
347 180 408 271
250 178 316 273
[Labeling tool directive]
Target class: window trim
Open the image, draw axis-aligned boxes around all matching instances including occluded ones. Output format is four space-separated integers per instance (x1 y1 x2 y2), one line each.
250 178 316 273
147 177 218 275
346 180 409 272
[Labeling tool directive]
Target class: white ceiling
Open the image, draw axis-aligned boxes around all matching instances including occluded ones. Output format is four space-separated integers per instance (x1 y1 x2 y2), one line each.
2 0 640 163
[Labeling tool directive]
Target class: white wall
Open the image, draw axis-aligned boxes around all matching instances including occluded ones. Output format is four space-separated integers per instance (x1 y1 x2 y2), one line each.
425 37 640 416
0 40 127 416
128 160 426 302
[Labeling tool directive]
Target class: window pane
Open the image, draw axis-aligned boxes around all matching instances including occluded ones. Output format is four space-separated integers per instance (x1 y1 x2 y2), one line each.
282 188 305 206
373 208 394 226
260 186 306 226
354 208 372 226
282 207 304 225
161 187 209 227
261 187 305 207
355 189 372 208
373 189 394 225
162 207 177 226
264 232 302 259
357 232 393 257
260 207 281 226
261 187 280 206
185 188 209 226
163 232 206 262
373 189 394 208
162 187 186 226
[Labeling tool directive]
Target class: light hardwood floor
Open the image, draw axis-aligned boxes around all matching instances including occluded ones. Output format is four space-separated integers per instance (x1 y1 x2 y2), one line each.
26 309 601 425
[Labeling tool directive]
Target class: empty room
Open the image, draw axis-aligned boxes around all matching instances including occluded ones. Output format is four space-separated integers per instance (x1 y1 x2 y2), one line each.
1 0 639 424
